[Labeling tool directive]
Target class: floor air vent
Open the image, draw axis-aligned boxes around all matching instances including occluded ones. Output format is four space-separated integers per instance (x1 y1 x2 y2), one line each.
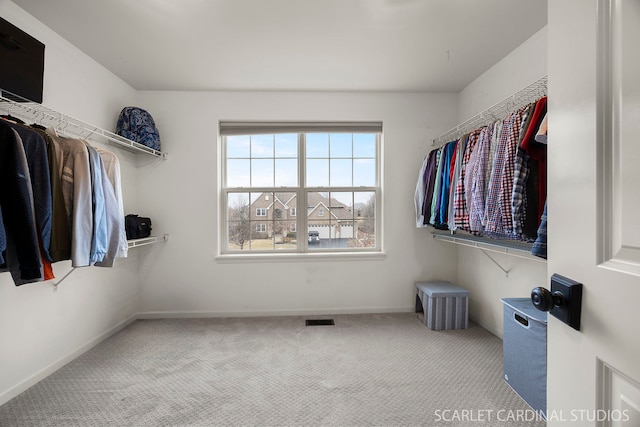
305 319 335 326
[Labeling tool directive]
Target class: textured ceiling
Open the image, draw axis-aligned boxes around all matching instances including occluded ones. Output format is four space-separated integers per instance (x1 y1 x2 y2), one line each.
12 0 547 92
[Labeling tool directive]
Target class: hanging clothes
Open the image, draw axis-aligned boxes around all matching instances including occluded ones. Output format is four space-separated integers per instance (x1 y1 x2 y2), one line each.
484 111 516 237
511 103 535 240
535 113 547 144
415 150 437 228
428 147 444 226
31 126 72 262
452 130 480 231
500 106 528 238
434 141 457 228
86 145 108 264
483 106 528 239
468 123 495 234
447 134 469 231
520 97 548 226
0 122 43 284
45 129 94 268
532 201 547 259
0 110 129 285
2 120 53 262
95 148 128 266
414 153 430 228
415 94 547 247
0 118 57 283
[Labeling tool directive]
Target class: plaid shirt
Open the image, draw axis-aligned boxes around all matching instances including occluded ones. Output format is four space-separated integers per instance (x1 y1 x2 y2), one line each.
452 130 481 231
484 112 517 237
486 120 502 194
511 104 535 238
468 124 494 234
489 107 528 238
511 148 530 238
499 107 528 237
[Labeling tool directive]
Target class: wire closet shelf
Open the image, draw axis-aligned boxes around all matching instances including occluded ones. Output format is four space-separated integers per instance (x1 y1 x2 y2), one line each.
0 91 167 159
432 75 548 147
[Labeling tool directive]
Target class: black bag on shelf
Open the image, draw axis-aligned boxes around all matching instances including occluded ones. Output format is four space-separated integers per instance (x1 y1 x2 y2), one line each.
125 214 152 239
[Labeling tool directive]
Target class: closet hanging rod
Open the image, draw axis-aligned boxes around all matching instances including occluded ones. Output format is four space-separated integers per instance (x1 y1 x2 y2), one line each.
432 75 548 147
0 92 167 159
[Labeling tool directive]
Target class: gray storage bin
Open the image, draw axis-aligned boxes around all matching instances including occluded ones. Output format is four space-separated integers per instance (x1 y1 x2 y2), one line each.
502 298 547 415
416 281 469 330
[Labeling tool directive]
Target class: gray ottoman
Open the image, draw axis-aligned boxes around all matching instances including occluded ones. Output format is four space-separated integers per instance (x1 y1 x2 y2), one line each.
415 281 470 330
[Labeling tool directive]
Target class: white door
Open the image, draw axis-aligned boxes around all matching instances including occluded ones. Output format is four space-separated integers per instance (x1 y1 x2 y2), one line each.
549 1 640 425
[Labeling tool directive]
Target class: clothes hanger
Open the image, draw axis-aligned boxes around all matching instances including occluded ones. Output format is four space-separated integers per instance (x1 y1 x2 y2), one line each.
30 110 48 130
0 103 25 124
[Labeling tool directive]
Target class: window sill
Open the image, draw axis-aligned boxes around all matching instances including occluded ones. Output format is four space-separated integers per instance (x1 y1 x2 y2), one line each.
215 251 386 263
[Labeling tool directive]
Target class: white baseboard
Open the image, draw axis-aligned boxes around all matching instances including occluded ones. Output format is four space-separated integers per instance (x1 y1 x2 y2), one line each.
0 314 138 406
136 306 414 319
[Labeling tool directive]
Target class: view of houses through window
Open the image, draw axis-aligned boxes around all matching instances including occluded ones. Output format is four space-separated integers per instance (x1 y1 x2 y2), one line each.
227 191 376 251
221 125 380 253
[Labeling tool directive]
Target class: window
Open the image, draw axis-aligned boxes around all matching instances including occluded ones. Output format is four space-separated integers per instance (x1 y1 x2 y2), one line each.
221 122 381 253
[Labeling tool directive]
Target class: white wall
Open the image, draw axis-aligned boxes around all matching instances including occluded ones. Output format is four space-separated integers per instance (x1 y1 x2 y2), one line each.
134 90 459 317
0 0 140 404
458 26 548 122
454 26 549 337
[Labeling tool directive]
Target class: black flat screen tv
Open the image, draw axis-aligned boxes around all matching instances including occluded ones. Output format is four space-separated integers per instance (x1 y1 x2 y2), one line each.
0 17 45 103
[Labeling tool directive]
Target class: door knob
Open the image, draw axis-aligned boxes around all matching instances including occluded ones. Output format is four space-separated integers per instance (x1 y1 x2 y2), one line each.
531 287 564 312
531 274 583 331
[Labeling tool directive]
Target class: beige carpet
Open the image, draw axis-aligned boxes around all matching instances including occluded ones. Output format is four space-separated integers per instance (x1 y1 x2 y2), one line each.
0 313 545 426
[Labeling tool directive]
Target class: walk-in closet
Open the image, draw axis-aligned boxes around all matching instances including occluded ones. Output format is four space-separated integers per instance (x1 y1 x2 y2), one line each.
1 1 640 426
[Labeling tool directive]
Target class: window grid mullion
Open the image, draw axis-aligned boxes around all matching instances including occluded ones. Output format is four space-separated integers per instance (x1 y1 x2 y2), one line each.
248 135 253 188
351 133 355 188
299 132 307 252
328 133 332 188
271 134 275 188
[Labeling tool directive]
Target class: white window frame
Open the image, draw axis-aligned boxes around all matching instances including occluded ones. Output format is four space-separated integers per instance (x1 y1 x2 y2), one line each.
256 208 267 217
290 207 297 217
255 223 266 232
219 122 382 257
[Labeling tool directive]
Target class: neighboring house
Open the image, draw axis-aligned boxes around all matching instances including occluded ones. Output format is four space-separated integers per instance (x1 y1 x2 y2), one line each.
248 192 356 239
306 193 354 239
249 192 297 238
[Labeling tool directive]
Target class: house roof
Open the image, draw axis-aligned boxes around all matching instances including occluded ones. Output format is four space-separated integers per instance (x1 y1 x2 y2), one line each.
306 193 353 221
251 192 354 220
